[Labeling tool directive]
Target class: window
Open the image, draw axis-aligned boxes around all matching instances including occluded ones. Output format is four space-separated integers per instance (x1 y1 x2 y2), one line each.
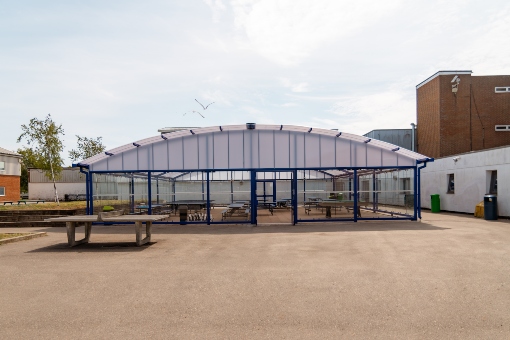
401 178 411 193
489 171 497 194
495 125 510 131
0 161 4 171
495 87 510 93
447 174 455 193
0 187 5 196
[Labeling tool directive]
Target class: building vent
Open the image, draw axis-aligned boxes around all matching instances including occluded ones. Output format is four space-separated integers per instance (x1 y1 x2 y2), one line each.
495 125 510 131
495 87 510 93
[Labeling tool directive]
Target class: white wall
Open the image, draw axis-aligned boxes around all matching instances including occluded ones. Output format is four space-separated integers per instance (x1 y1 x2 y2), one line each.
421 146 510 216
29 183 86 200
0 154 21 176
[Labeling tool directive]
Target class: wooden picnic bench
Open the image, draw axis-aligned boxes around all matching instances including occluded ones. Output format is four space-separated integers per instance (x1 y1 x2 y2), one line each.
45 211 169 247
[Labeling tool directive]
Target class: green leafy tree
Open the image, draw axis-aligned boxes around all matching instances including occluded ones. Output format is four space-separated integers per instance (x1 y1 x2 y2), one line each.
69 136 106 162
17 114 65 205
16 148 38 193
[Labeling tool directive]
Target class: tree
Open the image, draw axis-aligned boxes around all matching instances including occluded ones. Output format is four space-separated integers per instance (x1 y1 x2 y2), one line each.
16 148 38 194
69 136 106 162
17 114 65 205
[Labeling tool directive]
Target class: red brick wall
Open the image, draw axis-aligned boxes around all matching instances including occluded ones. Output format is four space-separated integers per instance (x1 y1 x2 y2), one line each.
417 77 441 158
438 73 473 157
417 73 510 158
470 76 510 151
0 175 20 201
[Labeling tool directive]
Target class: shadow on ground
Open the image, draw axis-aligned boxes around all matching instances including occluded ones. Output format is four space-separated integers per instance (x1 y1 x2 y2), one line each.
153 222 449 234
28 241 156 253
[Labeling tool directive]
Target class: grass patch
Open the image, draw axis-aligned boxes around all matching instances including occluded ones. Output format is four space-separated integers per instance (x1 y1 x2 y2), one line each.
0 201 88 211
0 233 28 240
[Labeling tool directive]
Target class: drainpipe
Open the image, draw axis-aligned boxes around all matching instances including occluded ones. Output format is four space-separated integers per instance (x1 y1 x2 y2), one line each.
417 158 434 219
410 123 416 152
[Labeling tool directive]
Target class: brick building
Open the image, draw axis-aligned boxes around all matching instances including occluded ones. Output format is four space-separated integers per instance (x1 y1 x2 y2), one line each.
0 147 22 202
416 70 510 158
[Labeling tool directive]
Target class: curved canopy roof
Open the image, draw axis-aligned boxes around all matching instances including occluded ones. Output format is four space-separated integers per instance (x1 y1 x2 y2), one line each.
77 124 431 173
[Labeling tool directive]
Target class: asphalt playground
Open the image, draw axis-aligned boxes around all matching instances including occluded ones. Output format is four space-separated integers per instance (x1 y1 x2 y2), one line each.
1 212 509 339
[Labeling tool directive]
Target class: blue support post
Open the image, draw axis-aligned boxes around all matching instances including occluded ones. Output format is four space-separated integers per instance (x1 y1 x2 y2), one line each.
156 178 160 204
417 161 430 219
80 168 90 215
292 170 298 225
206 171 211 225
251 170 257 225
372 170 376 212
272 179 276 202
353 170 358 222
148 172 152 215
412 167 417 220
89 173 94 215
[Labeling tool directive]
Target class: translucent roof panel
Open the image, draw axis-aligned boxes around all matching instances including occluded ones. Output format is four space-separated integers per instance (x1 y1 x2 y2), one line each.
77 124 432 172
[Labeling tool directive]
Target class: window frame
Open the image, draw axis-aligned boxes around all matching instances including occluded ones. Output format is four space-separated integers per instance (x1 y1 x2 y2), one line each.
447 173 455 194
0 161 5 171
495 87 510 93
0 186 5 196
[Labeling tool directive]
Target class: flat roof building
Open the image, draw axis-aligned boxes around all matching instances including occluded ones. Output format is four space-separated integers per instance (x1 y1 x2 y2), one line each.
416 70 510 158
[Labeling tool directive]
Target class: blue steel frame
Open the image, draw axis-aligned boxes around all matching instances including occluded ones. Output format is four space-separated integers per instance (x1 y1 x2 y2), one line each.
80 164 426 225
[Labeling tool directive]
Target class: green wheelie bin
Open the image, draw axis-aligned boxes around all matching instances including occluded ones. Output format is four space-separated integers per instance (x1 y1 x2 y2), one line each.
431 194 440 213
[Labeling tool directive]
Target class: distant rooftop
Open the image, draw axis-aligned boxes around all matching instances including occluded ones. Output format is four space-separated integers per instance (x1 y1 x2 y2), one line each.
0 147 21 157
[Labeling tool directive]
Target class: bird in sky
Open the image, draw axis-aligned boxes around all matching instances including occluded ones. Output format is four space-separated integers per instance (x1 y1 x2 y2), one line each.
195 99 215 110
183 110 205 118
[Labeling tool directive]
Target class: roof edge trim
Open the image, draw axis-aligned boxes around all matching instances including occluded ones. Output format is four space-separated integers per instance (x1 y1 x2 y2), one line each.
416 70 472 89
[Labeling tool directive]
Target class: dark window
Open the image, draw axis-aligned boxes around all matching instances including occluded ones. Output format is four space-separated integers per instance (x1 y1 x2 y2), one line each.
447 174 454 193
489 171 497 194
0 187 5 196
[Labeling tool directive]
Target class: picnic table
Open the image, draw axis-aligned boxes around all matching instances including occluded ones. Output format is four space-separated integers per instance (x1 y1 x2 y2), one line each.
318 200 361 218
257 201 276 215
222 203 250 220
134 204 164 213
166 200 213 213
45 214 169 247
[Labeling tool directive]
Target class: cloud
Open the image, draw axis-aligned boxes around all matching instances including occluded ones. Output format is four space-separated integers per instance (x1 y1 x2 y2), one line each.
280 78 309 92
230 0 401 66
281 102 298 107
292 88 415 135
203 0 227 23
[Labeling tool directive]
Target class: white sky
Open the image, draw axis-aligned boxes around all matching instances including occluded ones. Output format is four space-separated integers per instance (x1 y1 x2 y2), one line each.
1 0 509 164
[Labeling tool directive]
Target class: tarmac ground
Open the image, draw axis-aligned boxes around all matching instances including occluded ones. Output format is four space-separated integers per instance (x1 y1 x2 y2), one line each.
1 211 510 339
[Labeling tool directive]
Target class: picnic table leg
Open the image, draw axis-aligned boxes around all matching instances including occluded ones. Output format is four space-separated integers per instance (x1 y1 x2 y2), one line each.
66 222 90 247
135 221 152 246
85 222 92 243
